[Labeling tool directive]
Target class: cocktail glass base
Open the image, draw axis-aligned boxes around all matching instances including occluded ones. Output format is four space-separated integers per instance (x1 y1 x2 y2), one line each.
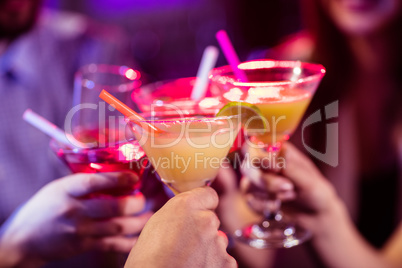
162 179 213 195
233 216 311 249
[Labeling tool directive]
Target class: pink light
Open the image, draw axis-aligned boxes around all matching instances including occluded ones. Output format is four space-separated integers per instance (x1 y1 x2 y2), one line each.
125 69 141 80
238 61 277 70
119 143 145 161
198 97 221 108
90 163 103 170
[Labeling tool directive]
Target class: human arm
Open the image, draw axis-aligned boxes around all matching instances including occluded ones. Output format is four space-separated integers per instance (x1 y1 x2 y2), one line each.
214 163 275 268
382 223 402 267
124 187 237 268
0 172 152 268
242 142 397 268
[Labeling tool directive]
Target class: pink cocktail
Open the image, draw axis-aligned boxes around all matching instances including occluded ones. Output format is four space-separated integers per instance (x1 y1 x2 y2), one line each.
50 128 148 197
132 77 222 113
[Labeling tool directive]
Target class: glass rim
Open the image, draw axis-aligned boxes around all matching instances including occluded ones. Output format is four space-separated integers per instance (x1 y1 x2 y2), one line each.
74 63 141 93
134 76 196 91
209 59 326 87
132 77 202 104
49 137 138 153
126 113 241 124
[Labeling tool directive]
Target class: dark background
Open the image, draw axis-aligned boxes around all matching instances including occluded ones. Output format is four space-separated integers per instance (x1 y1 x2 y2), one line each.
44 0 302 81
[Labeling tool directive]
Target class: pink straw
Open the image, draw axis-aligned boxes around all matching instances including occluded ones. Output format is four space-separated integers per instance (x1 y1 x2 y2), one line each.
215 30 248 82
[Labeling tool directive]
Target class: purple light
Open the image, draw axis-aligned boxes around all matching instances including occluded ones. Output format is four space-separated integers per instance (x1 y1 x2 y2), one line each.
87 0 202 14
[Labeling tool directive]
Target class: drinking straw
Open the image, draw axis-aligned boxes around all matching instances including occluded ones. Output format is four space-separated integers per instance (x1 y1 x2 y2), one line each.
190 46 219 101
99 89 162 132
22 109 88 149
215 30 248 82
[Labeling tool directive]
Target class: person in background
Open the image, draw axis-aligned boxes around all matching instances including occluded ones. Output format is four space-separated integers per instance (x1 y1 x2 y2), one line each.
218 0 402 266
242 142 402 268
0 0 153 267
261 2 402 243
279 0 402 262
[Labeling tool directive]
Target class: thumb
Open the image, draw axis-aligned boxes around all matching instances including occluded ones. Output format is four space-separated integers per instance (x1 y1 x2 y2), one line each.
175 187 219 211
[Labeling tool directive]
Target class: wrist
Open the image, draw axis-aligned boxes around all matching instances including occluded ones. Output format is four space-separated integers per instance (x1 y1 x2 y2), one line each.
308 196 394 268
0 230 44 268
0 244 44 268
310 195 350 240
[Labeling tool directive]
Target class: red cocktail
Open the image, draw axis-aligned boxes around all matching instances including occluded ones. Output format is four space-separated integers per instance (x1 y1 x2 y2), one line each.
50 128 149 197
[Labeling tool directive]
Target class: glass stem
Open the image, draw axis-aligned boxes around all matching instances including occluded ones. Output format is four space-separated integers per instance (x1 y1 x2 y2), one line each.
263 197 282 220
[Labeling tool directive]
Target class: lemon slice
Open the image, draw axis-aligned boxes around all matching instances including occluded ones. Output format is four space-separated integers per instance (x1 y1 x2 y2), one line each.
216 101 267 131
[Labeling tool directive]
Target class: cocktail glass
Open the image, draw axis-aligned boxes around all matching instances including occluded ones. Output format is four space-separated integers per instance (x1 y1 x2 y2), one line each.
59 64 147 196
70 63 141 144
209 60 326 248
127 110 241 194
50 138 148 197
132 77 222 114
132 77 246 155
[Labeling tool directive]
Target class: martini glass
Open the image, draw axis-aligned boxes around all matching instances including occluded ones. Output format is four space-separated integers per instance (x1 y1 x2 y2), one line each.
58 64 148 197
132 77 222 114
132 77 246 154
127 110 241 194
50 138 148 197
209 60 326 248
70 63 141 144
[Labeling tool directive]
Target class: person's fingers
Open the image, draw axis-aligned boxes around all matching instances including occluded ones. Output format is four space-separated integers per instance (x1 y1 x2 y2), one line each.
242 141 283 172
93 236 138 253
215 231 237 268
281 142 326 190
279 142 339 213
198 210 221 231
239 176 255 195
175 186 219 211
241 163 265 188
114 212 153 235
80 192 146 218
216 230 229 249
260 173 294 193
223 255 238 268
277 190 297 201
240 173 293 194
214 162 238 195
77 212 153 236
61 172 139 198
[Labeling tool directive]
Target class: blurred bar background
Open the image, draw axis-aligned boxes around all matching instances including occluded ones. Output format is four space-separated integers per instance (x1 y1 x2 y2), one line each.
43 0 302 81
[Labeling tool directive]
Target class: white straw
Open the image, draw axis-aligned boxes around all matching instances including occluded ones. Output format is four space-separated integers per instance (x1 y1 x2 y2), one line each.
191 46 219 101
23 109 88 149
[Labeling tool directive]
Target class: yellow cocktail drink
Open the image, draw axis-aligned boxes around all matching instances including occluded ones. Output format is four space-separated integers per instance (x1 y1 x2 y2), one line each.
209 60 325 248
130 115 240 193
243 88 312 144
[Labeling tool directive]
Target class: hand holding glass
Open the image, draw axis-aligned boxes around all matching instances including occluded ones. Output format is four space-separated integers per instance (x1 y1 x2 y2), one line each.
209 60 325 248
